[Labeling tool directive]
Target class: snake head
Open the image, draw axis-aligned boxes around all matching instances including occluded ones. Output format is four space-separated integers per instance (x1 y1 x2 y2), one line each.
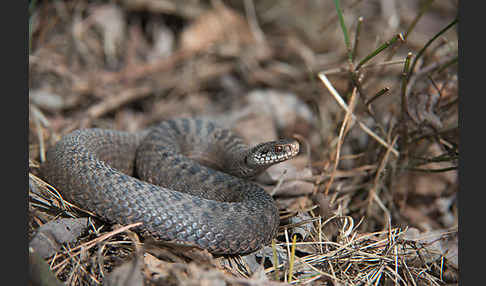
247 138 300 168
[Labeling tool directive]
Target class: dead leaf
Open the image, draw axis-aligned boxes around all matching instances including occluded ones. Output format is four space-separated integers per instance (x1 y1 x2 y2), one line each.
180 4 254 54
29 218 89 259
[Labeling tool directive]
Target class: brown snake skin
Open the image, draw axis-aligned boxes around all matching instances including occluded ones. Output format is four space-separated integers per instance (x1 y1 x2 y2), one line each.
41 118 300 254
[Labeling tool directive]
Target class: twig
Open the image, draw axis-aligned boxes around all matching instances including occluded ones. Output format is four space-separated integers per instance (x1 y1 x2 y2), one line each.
67 222 143 254
367 135 398 228
399 52 413 155
355 33 405 71
318 72 400 157
323 87 358 195
50 222 143 277
85 85 153 119
283 228 291 283
321 59 405 75
270 169 287 196
98 50 192 84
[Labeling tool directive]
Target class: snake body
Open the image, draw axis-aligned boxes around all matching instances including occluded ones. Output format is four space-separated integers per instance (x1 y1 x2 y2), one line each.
41 118 299 254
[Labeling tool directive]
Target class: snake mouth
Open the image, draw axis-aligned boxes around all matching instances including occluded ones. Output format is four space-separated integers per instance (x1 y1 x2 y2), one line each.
250 139 300 166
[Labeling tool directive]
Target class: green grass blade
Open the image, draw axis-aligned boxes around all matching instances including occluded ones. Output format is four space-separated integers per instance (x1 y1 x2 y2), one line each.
356 33 404 70
409 18 458 76
333 0 352 61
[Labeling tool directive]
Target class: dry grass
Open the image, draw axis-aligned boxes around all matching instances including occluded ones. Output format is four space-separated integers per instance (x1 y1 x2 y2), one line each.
29 0 458 285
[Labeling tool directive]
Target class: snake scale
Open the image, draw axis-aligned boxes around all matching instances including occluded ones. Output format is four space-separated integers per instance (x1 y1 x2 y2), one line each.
41 117 300 254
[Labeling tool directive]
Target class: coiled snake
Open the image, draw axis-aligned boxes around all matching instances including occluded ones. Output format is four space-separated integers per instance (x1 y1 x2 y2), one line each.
41 118 300 254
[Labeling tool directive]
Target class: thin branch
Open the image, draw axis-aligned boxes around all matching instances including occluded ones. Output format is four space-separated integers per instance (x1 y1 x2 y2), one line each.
318 72 399 157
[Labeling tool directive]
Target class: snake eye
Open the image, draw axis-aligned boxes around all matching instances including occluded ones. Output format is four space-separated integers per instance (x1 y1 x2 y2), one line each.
275 145 283 153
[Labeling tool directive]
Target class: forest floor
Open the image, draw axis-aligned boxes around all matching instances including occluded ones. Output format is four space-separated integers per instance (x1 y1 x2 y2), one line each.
28 1 458 285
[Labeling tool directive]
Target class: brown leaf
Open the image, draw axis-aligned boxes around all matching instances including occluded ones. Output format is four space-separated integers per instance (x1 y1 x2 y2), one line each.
180 4 254 54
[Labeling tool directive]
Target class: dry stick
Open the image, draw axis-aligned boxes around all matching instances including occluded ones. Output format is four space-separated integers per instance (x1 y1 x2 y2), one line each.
321 59 405 76
274 227 406 253
98 50 192 84
288 234 297 282
399 52 413 161
29 173 74 211
277 231 407 284
367 135 399 224
51 222 143 281
361 59 406 70
67 222 143 254
86 85 153 119
283 228 291 283
300 165 377 183
322 86 357 196
82 60 234 129
304 261 345 284
355 33 404 71
318 72 400 157
269 169 287 196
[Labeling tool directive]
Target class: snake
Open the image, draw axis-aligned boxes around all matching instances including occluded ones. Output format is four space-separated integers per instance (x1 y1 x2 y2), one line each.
40 117 300 254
